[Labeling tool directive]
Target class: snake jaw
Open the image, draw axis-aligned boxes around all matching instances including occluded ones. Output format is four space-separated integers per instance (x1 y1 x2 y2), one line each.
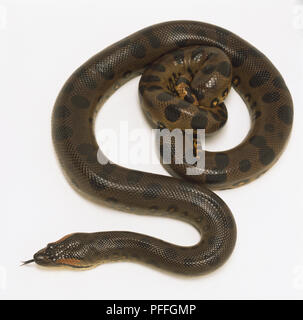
33 248 58 267
33 248 92 268
31 234 94 269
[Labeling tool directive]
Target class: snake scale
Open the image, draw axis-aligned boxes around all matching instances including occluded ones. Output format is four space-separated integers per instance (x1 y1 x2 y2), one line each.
25 21 293 275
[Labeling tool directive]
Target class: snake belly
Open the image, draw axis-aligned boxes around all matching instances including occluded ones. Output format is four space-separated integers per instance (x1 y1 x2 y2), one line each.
33 21 293 275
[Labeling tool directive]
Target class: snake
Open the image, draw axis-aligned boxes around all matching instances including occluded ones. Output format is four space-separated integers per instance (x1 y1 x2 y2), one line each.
23 21 293 275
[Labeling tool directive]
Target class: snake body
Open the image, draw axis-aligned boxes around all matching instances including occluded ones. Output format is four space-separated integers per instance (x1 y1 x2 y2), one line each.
29 21 293 275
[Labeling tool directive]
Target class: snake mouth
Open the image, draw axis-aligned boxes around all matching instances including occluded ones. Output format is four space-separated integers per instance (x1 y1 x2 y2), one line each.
32 249 59 267
30 247 92 269
33 253 93 269
22 258 93 269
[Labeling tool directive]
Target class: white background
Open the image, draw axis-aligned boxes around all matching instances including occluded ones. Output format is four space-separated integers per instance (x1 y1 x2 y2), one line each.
0 0 302 300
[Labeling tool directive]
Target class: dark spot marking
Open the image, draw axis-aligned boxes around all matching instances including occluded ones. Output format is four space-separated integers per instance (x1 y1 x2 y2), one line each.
218 109 226 118
262 92 280 103
173 50 184 64
259 146 275 165
191 47 204 60
191 112 208 129
164 248 177 259
126 171 144 184
77 143 97 162
101 163 115 175
131 42 146 59
215 153 229 169
206 52 217 61
164 104 181 122
96 63 115 80
254 111 262 120
277 105 293 125
89 176 106 191
178 181 196 192
77 143 95 154
209 256 221 266
272 76 286 89
215 27 230 45
245 94 251 102
192 89 205 100
54 126 73 141
249 135 266 148
54 105 71 119
146 85 162 92
157 92 174 102
217 61 231 77
143 183 162 199
117 39 131 48
239 159 251 172
141 75 160 83
251 101 257 109
184 94 195 104
187 67 194 78
172 25 187 46
176 77 190 86
231 49 248 67
264 123 274 132
248 48 262 57
195 29 207 38
142 30 161 48
149 64 166 72
64 83 74 93
249 71 271 88
210 111 220 121
202 64 216 74
71 95 90 109
139 85 146 95
226 216 235 229
177 100 191 108
77 70 97 89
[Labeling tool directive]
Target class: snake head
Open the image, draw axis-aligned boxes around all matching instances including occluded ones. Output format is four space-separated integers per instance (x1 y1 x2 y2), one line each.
24 233 94 269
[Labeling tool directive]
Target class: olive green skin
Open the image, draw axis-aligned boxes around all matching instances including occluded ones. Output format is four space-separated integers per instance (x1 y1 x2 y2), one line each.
32 21 292 275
